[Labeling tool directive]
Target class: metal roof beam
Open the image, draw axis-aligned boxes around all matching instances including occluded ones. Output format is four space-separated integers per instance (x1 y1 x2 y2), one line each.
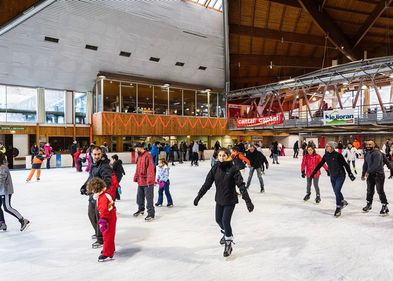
297 0 359 61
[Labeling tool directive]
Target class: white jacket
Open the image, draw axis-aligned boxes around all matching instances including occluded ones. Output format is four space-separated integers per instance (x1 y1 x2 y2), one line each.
343 147 357 161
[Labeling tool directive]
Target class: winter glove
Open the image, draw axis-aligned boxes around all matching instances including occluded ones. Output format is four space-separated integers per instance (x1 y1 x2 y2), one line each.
80 184 87 195
301 171 306 178
98 219 108 233
265 162 269 170
246 200 254 212
193 194 202 206
349 173 356 181
326 170 330 177
159 181 166 189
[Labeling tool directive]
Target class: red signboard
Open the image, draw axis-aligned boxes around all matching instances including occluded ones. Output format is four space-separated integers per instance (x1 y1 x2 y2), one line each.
236 114 284 128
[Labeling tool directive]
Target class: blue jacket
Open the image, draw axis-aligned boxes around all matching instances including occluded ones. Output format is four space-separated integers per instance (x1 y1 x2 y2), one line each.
150 144 158 157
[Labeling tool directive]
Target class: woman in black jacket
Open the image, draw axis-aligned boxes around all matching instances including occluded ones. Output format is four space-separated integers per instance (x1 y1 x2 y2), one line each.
111 154 125 200
193 149 254 257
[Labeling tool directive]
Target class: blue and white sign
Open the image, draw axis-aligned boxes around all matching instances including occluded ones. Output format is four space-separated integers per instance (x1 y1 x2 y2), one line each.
323 109 355 125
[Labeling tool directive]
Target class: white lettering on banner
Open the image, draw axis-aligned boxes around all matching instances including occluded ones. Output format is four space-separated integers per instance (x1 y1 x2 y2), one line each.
323 109 355 125
236 114 284 127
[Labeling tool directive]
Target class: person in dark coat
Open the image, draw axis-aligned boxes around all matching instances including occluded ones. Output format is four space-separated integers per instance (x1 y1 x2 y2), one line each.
80 146 112 249
70 140 78 167
293 140 299 158
245 144 269 192
111 154 125 200
311 141 355 217
272 141 280 164
193 149 254 257
30 144 39 164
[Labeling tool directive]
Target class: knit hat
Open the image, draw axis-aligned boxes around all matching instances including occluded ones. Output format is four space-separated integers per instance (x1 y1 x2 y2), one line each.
326 141 337 149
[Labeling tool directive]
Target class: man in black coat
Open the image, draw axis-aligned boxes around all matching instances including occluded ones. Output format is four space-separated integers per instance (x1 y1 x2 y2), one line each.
80 146 112 248
245 144 268 192
70 141 77 167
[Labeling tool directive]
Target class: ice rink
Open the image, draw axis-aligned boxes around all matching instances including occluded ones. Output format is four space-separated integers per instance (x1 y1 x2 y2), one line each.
1 155 393 281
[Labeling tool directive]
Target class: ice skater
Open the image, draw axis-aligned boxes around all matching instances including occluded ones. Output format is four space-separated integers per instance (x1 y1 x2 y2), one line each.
311 142 355 217
361 139 391 215
343 143 358 174
301 145 329 204
111 154 125 200
193 149 254 257
0 153 30 231
26 150 45 182
155 159 173 207
87 177 117 262
245 144 268 192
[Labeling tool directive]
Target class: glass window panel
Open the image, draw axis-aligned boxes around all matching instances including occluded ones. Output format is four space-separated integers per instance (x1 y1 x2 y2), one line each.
208 0 217 7
209 92 218 117
183 90 196 116
196 91 208 116
121 83 136 113
75 92 87 124
103 80 120 112
0 86 6 122
45 89 64 124
169 88 182 115
96 80 103 112
218 93 226 117
154 86 168 115
7 86 37 122
137 84 153 114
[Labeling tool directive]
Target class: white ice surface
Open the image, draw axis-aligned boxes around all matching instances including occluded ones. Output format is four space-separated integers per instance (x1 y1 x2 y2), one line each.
1 157 393 281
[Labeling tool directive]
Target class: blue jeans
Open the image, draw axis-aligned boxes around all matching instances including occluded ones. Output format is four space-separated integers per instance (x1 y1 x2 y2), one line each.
246 167 264 188
330 175 345 207
272 153 278 163
156 180 173 205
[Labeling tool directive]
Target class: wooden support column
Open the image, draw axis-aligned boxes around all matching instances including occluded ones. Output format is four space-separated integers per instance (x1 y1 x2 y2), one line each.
352 81 362 108
276 93 285 118
363 86 370 115
302 88 312 117
36 124 40 146
318 86 326 111
116 136 124 152
372 81 386 113
336 86 344 109
390 82 393 102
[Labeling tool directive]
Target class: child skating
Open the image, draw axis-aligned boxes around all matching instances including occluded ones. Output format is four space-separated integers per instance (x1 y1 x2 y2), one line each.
194 149 254 257
155 159 173 207
87 177 117 262
26 150 45 182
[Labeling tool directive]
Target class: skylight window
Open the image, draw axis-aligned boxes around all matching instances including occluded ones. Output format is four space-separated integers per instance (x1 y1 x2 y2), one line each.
187 0 223 12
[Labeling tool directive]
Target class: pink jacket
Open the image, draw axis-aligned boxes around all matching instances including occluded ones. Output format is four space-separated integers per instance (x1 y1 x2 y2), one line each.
44 145 52 158
301 153 328 178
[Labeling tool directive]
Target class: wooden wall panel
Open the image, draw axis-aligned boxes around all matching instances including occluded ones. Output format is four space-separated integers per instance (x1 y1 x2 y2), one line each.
93 112 229 136
0 125 89 137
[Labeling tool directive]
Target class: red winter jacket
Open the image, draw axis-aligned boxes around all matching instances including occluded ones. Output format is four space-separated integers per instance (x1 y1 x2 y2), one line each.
105 172 119 200
133 151 155 186
97 191 115 220
301 153 328 178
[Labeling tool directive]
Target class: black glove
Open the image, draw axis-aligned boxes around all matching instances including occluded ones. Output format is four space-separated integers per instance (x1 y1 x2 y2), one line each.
265 162 269 170
349 173 356 181
246 201 254 212
326 170 330 177
301 171 306 178
193 195 201 206
80 184 87 195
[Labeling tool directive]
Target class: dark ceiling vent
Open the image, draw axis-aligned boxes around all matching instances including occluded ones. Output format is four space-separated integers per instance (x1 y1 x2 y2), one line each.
183 31 207 38
85 44 98 51
44 36 59 43
175 62 185 67
119 51 131 57
149 57 160 62
198 66 207 70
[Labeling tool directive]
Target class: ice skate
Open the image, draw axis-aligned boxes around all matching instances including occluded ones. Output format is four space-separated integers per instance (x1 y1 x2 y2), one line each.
0 222 7 231
219 230 225 245
91 234 97 240
334 207 341 217
223 240 233 257
20 218 30 231
341 200 348 209
37 177 40 181
98 254 113 262
315 195 321 204
145 215 154 222
155 203 162 207
362 202 372 213
167 203 173 208
260 186 265 193
380 204 389 216
303 193 311 201
92 241 103 249
133 210 144 217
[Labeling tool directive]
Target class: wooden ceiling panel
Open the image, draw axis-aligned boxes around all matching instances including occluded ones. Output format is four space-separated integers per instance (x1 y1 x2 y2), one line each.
240 0 257 26
267 3 285 30
229 34 240 54
0 0 41 27
253 1 270 28
251 37 264 55
263 40 279 55
238 35 252 54
228 0 241 24
280 8 302 32
247 65 259 77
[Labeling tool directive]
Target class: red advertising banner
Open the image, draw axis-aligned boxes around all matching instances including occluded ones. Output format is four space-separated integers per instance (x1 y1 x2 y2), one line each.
236 114 284 128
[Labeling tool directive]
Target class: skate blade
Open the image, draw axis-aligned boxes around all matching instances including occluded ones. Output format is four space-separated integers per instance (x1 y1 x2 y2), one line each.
98 257 114 262
21 222 31 232
92 245 103 249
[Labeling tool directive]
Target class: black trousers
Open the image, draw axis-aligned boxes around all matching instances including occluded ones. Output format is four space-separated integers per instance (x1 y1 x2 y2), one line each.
215 204 235 238
0 194 23 223
366 173 388 205
293 149 299 158
71 153 75 167
88 200 103 243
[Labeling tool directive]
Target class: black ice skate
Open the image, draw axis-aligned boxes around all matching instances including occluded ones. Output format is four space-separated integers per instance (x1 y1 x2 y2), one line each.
334 207 341 217
98 254 113 262
380 204 389 216
341 200 348 209
167 204 174 208
155 203 162 207
92 241 103 249
303 193 311 201
20 218 30 231
91 234 97 240
315 195 321 204
145 215 154 222
0 222 7 231
260 186 265 193
223 240 234 257
219 230 225 245
133 210 144 217
362 202 372 213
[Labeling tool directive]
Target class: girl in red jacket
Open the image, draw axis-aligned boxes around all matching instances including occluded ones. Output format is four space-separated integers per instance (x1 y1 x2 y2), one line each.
87 177 117 262
301 145 329 203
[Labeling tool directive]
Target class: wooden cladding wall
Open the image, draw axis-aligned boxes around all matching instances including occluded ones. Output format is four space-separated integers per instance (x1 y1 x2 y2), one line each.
0 125 90 137
93 112 229 136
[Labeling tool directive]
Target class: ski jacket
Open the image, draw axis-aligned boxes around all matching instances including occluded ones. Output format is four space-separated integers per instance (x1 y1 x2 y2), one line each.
343 147 358 161
245 150 268 169
362 149 391 176
231 151 250 170
97 191 116 220
84 156 113 202
134 151 155 186
32 154 45 169
313 151 351 178
0 164 13 196
112 160 125 182
150 145 158 157
44 145 52 158
197 161 248 205
301 153 328 178
156 164 170 182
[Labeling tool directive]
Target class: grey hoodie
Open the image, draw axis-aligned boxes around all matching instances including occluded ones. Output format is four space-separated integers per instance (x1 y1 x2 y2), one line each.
0 165 13 196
